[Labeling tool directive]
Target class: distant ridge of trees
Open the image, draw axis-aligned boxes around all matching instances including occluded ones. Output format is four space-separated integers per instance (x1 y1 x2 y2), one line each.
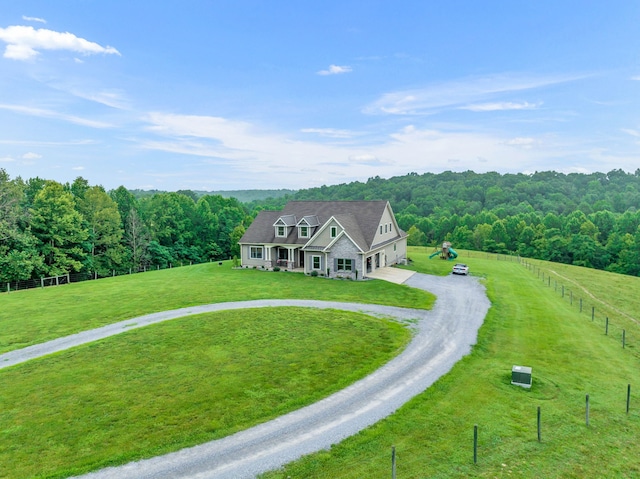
130 188 296 203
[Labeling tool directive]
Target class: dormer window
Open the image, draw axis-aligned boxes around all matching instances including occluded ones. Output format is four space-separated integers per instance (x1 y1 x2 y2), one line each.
299 226 309 238
330 226 337 238
276 225 287 237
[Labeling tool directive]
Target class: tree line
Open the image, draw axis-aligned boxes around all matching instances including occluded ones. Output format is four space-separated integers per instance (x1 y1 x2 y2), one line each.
3 168 640 282
0 169 249 283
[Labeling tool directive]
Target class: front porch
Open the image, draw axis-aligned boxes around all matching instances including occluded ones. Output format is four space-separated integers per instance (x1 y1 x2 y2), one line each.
270 245 304 270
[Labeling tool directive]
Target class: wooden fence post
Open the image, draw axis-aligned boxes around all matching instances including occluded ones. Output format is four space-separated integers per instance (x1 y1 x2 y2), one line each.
391 446 396 479
473 424 478 464
627 384 631 414
586 394 590 427
537 406 541 442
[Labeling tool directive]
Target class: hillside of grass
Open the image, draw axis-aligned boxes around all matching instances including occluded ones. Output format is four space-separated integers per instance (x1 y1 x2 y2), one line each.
262 247 640 478
0 261 433 354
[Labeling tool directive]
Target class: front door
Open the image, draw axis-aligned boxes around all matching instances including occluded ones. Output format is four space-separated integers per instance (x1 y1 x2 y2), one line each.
278 248 288 266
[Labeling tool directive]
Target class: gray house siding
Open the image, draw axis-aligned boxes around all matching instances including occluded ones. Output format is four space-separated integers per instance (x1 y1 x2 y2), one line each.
327 235 362 280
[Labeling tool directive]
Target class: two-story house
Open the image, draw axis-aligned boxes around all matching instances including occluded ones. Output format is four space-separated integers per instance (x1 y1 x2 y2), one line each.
238 200 407 280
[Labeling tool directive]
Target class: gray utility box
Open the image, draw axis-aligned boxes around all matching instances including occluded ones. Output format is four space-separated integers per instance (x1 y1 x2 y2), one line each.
511 365 532 388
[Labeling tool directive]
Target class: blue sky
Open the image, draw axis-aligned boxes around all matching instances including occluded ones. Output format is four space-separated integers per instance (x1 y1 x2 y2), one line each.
1 2 639 191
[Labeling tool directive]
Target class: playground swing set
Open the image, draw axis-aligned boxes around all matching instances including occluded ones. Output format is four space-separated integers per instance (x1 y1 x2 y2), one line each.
429 241 458 261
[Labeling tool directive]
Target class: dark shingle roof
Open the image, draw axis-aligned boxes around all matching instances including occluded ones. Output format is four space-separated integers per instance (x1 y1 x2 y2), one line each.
239 200 401 251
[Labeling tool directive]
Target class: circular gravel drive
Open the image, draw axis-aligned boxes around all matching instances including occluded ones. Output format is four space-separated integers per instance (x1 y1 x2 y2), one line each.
0 272 490 479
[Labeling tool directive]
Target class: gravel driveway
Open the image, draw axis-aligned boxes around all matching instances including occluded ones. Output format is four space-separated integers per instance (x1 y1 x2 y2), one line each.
1 272 490 479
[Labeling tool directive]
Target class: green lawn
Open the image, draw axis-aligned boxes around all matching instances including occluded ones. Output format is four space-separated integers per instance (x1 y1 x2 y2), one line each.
262 247 640 478
0 261 434 354
0 307 410 479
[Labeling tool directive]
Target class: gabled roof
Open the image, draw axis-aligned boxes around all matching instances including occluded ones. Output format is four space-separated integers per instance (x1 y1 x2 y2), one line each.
331 214 367 252
273 214 296 226
296 215 320 227
239 200 403 250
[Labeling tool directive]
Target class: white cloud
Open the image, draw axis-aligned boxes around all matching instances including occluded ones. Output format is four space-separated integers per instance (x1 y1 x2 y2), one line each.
621 128 640 137
347 154 388 166
301 128 355 138
317 64 352 75
0 139 95 146
139 112 567 188
0 25 120 60
22 152 42 159
0 156 15 162
504 137 538 149
72 166 85 170
116 109 640 189
461 101 541 112
69 88 130 110
0 103 114 128
22 16 47 24
631 76 640 81
364 73 583 115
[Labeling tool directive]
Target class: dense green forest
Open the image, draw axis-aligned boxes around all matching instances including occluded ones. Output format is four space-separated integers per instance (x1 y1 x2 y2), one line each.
0 169 251 283
2 168 640 282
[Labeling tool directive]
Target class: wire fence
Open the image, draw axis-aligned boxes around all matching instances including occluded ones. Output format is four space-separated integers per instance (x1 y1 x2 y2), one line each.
455 249 640 359
2 258 226 294
518 257 640 359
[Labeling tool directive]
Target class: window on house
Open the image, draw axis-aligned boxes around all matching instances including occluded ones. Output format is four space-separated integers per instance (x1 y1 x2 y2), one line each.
385 224 388 233
312 255 321 269
299 226 309 237
250 246 263 259
330 226 337 238
276 225 286 237
337 258 353 271
380 225 383 234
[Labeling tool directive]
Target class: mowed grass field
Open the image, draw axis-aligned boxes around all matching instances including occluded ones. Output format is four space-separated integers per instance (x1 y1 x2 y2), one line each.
0 264 430 479
262 247 640 478
0 262 433 354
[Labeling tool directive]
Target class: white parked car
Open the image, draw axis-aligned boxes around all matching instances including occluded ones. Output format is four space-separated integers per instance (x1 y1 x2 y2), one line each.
452 263 469 275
